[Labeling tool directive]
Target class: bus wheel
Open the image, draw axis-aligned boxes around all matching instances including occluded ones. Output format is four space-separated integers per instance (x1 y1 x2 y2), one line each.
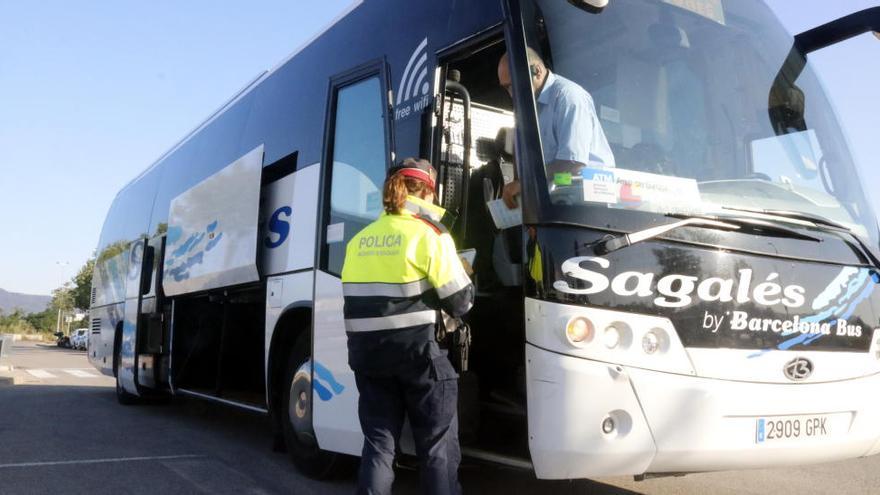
282 336 341 479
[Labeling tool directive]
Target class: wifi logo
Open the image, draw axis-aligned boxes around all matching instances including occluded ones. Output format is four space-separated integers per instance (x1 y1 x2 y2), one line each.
397 37 430 106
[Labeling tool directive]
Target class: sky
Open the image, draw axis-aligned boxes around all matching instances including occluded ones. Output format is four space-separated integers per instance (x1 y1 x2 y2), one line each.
0 1 878 296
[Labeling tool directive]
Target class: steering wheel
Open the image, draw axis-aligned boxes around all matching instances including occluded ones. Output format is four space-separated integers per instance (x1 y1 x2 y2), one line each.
548 184 581 205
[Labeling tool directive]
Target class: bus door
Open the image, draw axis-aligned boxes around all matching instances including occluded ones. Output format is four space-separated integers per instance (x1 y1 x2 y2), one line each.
118 237 156 396
312 62 394 455
433 33 533 457
136 235 166 389
433 32 521 286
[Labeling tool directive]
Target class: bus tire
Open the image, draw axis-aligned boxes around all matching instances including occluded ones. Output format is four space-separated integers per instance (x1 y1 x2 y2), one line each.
115 374 139 405
281 334 342 479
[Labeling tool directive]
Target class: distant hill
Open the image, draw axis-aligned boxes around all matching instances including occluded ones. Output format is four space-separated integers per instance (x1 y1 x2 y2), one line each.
0 289 51 314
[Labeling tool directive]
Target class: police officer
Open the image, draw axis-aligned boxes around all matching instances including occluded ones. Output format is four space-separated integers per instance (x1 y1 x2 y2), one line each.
342 158 474 495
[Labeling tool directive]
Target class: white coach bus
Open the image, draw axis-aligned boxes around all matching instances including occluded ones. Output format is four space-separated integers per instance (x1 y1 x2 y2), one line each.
89 0 880 481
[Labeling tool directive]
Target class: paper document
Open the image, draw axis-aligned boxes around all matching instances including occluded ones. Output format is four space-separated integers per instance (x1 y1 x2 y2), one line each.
457 248 476 266
487 199 523 229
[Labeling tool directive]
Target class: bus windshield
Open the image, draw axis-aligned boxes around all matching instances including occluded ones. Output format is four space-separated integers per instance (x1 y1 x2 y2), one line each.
522 0 878 243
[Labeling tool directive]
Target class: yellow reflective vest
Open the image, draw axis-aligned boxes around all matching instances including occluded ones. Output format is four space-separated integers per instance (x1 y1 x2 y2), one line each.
341 195 474 374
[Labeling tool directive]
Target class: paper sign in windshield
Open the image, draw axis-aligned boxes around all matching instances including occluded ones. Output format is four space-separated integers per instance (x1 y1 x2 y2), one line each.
582 167 702 214
582 168 617 203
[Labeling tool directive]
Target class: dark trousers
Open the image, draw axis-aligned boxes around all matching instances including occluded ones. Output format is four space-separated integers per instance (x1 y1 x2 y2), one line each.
354 356 461 495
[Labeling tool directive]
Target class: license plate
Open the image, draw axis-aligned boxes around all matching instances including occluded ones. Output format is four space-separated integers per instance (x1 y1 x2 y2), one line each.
755 414 833 444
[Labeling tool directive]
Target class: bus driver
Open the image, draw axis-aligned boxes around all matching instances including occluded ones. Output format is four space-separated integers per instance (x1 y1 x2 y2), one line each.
497 48 615 209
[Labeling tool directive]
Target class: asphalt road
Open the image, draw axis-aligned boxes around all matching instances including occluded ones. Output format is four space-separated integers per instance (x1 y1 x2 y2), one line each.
1 340 879 494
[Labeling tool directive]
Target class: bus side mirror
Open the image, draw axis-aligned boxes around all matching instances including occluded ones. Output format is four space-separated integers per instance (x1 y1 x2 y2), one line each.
796 7 880 54
567 0 608 15
769 7 880 135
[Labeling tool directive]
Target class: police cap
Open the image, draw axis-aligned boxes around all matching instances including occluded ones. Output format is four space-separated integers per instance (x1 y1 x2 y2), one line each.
388 158 436 191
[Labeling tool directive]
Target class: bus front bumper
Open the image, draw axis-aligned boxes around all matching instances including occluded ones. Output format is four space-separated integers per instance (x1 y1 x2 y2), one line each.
525 343 880 479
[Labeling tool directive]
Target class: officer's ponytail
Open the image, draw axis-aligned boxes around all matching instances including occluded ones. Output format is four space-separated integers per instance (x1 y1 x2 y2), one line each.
383 174 428 214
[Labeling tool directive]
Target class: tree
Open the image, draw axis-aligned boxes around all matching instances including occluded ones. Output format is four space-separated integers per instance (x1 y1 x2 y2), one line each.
70 256 95 311
24 308 57 333
0 262 91 335
51 284 74 312
36 284 76 333
0 308 37 334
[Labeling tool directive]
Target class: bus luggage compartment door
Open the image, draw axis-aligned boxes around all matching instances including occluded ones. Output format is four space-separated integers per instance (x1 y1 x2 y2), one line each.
161 145 264 298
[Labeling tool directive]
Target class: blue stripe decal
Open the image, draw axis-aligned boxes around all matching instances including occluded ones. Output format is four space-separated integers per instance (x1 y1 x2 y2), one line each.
749 267 876 357
313 380 333 401
313 360 345 401
778 268 873 350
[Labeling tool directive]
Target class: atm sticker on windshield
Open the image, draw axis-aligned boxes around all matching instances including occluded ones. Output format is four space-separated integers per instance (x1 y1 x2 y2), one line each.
582 167 702 215
582 168 617 204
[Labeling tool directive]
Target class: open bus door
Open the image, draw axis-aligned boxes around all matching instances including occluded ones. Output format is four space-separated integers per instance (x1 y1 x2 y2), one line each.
431 32 535 464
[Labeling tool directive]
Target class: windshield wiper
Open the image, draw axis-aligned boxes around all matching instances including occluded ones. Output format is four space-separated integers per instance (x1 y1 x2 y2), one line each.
723 206 880 268
722 206 851 231
594 214 821 255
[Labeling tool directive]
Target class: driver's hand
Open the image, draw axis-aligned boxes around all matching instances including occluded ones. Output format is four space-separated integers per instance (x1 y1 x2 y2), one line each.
502 180 521 209
459 257 474 276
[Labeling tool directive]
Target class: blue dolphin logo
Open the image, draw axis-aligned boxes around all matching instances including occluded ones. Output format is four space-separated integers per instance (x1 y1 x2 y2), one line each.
312 361 345 401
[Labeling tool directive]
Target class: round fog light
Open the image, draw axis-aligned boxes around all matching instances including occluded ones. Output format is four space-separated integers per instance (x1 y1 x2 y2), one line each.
642 332 660 354
602 416 616 434
604 326 621 349
565 316 594 347
643 328 669 354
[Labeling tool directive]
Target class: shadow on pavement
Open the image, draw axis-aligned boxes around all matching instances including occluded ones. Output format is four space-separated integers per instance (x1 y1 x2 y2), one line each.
0 381 644 494
18 342 84 354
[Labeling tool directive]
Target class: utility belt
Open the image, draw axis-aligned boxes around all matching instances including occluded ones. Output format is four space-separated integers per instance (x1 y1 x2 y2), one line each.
436 311 472 373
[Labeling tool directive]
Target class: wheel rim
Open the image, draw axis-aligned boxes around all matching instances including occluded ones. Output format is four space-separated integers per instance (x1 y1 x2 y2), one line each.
288 360 318 447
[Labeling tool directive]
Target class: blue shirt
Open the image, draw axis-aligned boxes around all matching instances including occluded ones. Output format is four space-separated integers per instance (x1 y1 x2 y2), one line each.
536 72 615 168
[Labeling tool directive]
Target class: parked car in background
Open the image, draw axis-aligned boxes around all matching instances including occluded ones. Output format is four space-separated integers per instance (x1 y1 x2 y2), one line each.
70 329 88 350
54 332 71 348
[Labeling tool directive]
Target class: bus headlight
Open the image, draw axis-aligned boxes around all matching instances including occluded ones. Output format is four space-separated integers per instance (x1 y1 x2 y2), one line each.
642 328 668 354
565 316 594 347
604 325 621 349
603 322 632 350
526 299 696 376
642 331 660 354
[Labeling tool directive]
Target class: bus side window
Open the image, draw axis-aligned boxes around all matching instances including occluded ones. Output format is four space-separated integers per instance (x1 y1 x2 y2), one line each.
322 76 389 275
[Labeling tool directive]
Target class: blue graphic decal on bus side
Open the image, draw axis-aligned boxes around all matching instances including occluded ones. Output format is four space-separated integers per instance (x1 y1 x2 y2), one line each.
171 232 205 259
166 253 204 282
205 232 223 251
265 206 292 248
167 225 183 245
749 267 877 356
313 360 345 401
164 220 225 282
777 268 875 350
